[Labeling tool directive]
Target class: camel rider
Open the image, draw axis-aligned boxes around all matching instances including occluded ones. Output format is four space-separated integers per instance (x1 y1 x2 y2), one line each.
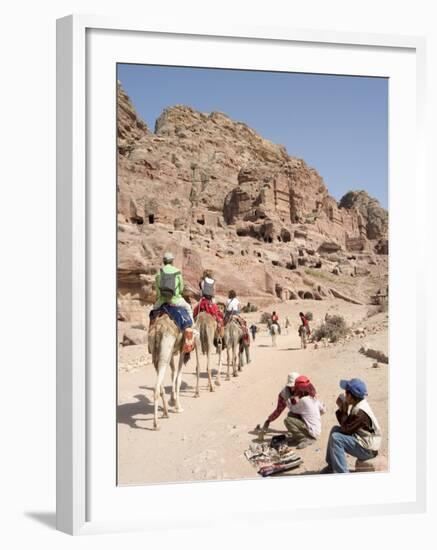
199 269 216 301
154 251 194 323
271 311 281 334
195 269 224 336
299 311 311 336
224 289 241 324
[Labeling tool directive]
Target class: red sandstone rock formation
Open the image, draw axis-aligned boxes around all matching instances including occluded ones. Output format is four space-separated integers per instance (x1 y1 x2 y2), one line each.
116 83 388 322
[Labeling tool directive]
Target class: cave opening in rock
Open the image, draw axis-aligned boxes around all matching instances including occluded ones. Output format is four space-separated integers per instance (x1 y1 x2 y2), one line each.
197 218 205 225
131 215 144 225
148 214 154 224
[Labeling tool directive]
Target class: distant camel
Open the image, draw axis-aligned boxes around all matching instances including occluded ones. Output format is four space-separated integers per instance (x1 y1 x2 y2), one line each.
298 325 308 349
148 315 193 430
270 323 279 346
194 311 222 394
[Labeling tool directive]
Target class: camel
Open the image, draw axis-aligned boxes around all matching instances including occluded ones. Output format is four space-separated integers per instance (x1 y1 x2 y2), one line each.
270 323 279 346
299 325 308 349
194 311 222 394
223 317 250 380
148 314 188 430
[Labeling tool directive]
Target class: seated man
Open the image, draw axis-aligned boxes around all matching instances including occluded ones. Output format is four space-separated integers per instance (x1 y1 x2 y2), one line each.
322 378 382 474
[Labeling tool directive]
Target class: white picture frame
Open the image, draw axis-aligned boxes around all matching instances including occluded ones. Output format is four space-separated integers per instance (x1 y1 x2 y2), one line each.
56 14 427 535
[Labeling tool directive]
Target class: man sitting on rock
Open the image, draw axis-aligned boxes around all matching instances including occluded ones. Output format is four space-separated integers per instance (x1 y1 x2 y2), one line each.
322 378 381 474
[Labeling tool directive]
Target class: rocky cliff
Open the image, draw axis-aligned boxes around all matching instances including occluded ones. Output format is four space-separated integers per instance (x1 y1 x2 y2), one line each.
117 83 388 323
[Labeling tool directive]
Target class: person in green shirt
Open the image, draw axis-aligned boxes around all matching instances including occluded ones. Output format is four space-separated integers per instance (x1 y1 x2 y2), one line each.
153 251 194 321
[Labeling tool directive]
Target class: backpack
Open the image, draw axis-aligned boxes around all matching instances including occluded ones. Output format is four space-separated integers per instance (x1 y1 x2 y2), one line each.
159 269 180 299
202 278 215 298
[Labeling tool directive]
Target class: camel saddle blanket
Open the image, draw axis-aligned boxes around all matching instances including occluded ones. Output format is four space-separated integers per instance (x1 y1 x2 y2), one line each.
149 304 193 332
193 298 224 327
226 315 250 345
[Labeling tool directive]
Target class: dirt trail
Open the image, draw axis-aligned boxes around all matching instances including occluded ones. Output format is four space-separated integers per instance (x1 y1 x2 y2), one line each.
117 300 388 485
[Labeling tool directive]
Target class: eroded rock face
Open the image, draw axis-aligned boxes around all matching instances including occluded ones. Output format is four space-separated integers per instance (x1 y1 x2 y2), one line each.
116 83 388 320
339 190 388 241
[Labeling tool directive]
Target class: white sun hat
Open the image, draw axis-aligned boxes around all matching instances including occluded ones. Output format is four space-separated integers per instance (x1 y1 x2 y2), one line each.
163 251 175 261
286 372 300 387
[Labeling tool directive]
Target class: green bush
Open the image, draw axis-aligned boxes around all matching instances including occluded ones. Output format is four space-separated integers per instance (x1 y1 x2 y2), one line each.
312 314 348 343
305 311 313 321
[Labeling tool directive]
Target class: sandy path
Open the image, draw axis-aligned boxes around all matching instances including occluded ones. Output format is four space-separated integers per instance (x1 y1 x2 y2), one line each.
117 300 388 485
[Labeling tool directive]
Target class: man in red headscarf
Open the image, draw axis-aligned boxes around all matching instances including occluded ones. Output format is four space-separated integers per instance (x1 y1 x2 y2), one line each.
284 375 326 449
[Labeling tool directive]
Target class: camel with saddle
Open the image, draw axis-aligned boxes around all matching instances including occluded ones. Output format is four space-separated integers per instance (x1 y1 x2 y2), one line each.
194 311 223 395
270 322 279 346
223 315 250 380
148 314 189 429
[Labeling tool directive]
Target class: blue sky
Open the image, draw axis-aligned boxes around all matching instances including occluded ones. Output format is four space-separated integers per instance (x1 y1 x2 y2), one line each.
118 64 388 209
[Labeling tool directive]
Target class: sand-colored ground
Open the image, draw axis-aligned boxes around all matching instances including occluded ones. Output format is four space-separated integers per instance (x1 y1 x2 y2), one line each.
117 300 388 485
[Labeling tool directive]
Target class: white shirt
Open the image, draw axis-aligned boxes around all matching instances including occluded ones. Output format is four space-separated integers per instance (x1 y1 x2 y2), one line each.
226 297 240 312
289 396 326 438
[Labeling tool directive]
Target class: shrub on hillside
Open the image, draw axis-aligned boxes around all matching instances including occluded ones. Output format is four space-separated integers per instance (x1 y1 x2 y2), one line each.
312 314 348 343
260 312 271 324
305 311 313 321
242 302 258 313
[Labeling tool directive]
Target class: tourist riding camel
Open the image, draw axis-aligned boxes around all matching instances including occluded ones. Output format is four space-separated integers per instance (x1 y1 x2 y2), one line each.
199 269 216 300
222 290 251 376
195 270 224 334
224 289 241 322
298 311 311 349
299 312 311 335
153 251 194 323
271 311 281 334
148 252 198 428
322 378 382 474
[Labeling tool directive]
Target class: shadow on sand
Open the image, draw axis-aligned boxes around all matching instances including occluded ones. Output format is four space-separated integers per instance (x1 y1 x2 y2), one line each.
118 381 192 430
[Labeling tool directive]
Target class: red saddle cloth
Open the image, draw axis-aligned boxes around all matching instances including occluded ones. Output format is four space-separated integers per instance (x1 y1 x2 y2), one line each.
194 297 224 327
